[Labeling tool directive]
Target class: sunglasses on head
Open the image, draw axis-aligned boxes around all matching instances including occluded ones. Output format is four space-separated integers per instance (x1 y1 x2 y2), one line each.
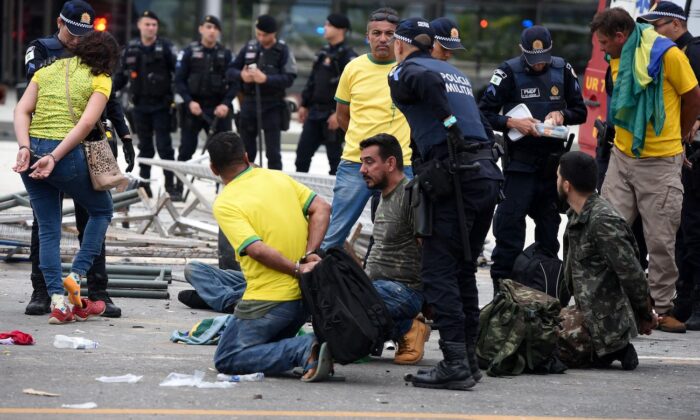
370 12 399 24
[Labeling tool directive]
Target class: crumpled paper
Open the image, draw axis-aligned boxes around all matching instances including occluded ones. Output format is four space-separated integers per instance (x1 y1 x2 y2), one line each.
159 370 236 388
95 374 143 383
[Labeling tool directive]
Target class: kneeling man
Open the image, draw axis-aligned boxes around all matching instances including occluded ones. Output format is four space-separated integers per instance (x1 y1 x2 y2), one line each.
360 134 430 364
209 132 334 381
558 151 657 370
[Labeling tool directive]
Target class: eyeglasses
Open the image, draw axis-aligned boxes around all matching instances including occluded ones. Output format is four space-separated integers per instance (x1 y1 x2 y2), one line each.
652 20 674 30
369 12 400 24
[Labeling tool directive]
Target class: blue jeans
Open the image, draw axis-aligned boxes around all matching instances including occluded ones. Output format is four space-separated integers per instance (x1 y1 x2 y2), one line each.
21 138 113 296
322 160 413 249
214 300 315 375
184 261 246 312
373 280 423 340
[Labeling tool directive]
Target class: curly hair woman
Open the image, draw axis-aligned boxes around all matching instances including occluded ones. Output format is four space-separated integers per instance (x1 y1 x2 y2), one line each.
13 31 120 324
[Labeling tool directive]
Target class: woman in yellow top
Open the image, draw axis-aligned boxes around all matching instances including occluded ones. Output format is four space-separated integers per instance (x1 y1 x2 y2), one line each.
12 31 119 324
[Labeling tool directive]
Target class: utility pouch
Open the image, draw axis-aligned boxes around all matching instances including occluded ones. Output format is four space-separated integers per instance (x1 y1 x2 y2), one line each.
416 158 452 201
406 176 433 238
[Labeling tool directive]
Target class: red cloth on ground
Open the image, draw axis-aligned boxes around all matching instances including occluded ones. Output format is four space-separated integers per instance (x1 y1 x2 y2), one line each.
0 330 35 345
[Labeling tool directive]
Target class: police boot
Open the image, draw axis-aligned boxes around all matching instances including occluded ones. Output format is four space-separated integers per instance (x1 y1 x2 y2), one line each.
87 271 121 318
25 272 51 315
414 339 482 382
26 223 50 315
164 173 182 202
410 340 476 391
685 302 700 331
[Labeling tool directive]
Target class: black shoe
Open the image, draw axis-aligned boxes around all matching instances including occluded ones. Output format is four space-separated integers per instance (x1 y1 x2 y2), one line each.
91 294 122 318
410 340 476 391
167 186 183 202
178 289 213 310
685 304 700 331
619 343 639 371
25 274 51 315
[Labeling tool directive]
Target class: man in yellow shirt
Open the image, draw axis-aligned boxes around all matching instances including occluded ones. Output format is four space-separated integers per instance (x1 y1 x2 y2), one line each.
590 8 700 332
209 132 334 381
322 7 412 249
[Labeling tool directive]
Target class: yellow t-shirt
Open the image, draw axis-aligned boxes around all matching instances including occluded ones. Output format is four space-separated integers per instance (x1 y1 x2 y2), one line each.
610 46 698 158
29 58 112 141
335 54 411 164
213 167 316 302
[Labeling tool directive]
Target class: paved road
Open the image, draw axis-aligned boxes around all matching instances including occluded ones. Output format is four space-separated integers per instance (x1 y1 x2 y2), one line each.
1 261 699 420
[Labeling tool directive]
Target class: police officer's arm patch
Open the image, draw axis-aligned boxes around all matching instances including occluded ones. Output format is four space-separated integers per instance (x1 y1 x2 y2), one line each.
25 46 35 65
490 69 507 86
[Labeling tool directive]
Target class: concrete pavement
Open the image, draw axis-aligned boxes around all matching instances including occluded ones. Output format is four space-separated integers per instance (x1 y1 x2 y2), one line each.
1 262 700 420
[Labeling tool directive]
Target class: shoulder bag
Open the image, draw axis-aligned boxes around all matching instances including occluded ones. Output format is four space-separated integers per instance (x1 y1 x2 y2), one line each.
65 57 127 191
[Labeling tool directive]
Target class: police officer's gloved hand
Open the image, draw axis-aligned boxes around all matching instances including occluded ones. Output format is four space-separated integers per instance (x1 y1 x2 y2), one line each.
122 137 135 173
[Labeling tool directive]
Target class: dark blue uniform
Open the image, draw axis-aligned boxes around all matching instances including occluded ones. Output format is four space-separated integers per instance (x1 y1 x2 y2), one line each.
175 41 235 163
295 41 357 175
389 50 503 348
672 31 700 326
479 55 586 284
114 37 176 186
227 40 297 170
24 34 130 315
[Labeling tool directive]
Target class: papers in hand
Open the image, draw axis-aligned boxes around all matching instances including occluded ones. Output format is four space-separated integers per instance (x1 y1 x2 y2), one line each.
505 103 533 141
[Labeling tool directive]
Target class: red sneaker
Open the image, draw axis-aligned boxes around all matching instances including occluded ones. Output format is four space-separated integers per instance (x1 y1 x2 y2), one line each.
73 298 106 321
48 294 75 324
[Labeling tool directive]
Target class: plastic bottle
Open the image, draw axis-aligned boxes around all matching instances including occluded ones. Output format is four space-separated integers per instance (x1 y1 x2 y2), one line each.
535 123 569 140
216 372 264 382
53 335 99 349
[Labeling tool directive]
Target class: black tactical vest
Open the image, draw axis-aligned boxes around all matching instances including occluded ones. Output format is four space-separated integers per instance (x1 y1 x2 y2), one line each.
310 44 349 107
502 56 566 122
187 42 227 101
124 39 172 98
242 40 286 99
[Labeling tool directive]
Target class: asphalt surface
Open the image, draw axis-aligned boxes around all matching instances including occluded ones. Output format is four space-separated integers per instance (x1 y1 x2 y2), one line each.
1 261 699 420
0 93 696 419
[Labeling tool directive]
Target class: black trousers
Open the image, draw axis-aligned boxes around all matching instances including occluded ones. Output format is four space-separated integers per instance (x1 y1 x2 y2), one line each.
675 167 700 307
295 115 343 175
239 106 283 170
490 170 561 281
179 106 232 163
132 104 174 181
422 175 500 345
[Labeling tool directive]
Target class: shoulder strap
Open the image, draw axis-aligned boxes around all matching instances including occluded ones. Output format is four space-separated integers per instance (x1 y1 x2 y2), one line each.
65 58 105 138
65 58 77 124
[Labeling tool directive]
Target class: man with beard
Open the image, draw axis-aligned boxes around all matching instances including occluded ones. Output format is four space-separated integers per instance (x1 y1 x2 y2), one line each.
558 151 657 370
359 134 428 365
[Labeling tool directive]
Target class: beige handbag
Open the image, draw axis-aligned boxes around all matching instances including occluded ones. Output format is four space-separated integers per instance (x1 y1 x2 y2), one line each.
65 58 127 191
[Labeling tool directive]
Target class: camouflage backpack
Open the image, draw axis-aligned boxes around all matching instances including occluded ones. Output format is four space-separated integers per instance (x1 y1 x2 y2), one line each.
476 279 565 376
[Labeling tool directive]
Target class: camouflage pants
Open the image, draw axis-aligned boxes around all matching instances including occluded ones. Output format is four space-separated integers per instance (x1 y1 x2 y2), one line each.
558 307 594 368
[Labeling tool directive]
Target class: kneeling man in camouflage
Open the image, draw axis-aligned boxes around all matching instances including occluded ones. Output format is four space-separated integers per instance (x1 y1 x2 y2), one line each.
557 151 657 370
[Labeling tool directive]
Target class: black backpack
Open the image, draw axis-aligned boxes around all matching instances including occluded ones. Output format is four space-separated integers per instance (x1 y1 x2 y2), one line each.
512 242 570 307
299 247 394 364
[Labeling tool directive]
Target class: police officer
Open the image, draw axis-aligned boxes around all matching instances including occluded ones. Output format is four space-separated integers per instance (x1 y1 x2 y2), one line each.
227 15 297 170
479 26 586 291
175 15 235 194
295 13 356 175
389 18 503 390
114 10 177 198
22 0 134 318
639 2 700 330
